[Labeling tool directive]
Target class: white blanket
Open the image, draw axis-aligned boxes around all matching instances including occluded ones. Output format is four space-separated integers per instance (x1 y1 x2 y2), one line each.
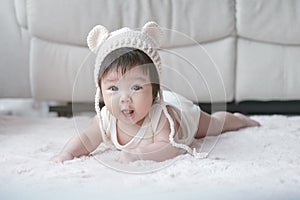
0 115 300 200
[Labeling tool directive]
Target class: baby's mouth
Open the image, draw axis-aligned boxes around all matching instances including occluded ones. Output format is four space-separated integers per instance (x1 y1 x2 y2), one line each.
122 109 134 118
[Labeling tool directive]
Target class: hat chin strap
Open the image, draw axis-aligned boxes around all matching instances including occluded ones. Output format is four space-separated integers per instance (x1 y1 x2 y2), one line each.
159 99 208 159
95 88 108 143
158 89 208 159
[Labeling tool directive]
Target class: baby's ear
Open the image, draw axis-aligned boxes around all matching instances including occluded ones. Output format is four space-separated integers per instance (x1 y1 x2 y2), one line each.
142 21 163 47
87 25 109 53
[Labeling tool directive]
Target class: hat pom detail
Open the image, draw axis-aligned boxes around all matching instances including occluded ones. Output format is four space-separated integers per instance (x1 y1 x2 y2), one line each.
142 21 163 47
87 25 109 53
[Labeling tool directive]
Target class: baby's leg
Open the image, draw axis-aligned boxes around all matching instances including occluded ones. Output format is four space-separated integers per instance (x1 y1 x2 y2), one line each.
195 111 260 138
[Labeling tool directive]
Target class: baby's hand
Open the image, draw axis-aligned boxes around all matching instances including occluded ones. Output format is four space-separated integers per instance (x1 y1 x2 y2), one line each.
51 152 74 163
117 150 139 164
117 153 130 164
116 151 130 164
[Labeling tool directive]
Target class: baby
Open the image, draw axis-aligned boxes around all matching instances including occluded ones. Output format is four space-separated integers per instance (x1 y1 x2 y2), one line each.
52 22 260 163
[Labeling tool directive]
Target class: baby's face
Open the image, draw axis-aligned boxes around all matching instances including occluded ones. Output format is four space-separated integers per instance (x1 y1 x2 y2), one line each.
101 66 153 126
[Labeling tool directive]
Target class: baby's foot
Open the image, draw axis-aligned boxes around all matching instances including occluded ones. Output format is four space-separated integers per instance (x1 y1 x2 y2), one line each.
233 113 261 127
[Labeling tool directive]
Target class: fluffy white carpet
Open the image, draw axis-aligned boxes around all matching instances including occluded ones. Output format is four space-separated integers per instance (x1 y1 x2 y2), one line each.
0 115 300 200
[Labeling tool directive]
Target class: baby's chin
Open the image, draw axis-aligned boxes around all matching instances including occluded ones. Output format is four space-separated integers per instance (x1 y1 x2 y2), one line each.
117 115 146 127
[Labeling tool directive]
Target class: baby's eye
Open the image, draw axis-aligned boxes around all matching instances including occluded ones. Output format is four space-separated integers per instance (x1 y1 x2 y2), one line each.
132 85 143 91
108 86 118 92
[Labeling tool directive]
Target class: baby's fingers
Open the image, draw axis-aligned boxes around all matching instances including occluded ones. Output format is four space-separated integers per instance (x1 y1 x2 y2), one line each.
51 152 74 163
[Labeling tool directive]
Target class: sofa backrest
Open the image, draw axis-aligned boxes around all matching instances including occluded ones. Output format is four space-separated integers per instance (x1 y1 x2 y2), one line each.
27 0 236 103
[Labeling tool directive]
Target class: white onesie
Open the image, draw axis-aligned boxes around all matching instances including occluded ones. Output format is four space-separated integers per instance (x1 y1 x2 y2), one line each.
99 90 201 151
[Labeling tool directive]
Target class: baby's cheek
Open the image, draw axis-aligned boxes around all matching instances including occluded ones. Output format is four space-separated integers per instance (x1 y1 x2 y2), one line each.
109 98 122 115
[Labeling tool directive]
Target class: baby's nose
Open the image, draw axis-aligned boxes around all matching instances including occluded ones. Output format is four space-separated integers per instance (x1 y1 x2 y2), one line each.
120 92 131 103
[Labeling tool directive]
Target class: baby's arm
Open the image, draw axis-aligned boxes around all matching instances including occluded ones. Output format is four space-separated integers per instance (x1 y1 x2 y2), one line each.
121 141 183 162
52 116 102 163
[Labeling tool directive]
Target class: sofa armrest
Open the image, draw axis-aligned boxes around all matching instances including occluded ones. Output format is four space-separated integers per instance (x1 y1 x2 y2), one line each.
0 0 31 98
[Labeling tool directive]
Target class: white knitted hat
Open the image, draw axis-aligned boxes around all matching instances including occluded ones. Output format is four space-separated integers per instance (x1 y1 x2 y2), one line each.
86 21 207 159
87 21 163 87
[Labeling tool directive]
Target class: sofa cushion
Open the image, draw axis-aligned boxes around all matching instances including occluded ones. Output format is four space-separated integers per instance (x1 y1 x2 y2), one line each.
236 38 300 101
237 0 300 45
30 38 95 102
160 37 235 103
27 0 235 47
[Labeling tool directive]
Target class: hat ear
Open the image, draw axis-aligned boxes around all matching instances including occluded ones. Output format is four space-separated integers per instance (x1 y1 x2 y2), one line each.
87 25 109 53
142 21 163 47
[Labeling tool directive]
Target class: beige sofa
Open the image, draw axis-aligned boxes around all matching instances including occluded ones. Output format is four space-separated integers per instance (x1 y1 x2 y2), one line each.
1 0 300 113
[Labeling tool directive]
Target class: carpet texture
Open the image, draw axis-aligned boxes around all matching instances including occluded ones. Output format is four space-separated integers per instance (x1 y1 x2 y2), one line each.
0 115 300 200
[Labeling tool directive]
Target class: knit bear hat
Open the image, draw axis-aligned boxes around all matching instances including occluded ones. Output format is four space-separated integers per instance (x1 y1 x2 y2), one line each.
87 21 163 88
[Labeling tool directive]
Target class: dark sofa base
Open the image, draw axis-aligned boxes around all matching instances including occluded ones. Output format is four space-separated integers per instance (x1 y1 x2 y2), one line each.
200 101 300 115
50 101 300 117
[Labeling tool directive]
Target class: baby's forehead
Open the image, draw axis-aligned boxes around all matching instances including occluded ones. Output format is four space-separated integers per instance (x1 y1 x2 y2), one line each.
102 65 150 81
